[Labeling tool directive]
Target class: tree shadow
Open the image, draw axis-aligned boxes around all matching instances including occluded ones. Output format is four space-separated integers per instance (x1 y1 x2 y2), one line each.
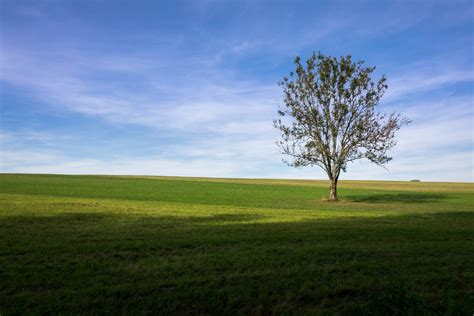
345 193 450 203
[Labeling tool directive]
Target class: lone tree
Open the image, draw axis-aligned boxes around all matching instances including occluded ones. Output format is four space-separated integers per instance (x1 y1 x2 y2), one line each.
274 52 410 201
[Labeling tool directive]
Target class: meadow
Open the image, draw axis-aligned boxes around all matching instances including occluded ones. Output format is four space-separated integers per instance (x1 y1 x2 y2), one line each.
0 173 473 314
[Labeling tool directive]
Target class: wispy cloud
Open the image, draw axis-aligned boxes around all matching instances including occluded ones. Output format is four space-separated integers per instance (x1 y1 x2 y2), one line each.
385 65 473 102
0 48 278 132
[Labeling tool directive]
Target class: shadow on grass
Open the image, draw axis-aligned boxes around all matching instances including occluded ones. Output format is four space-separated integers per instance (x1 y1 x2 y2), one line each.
345 192 450 203
0 210 472 315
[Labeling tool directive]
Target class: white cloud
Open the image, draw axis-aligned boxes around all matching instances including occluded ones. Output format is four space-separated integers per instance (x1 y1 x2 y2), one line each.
0 149 58 168
342 151 473 182
0 48 279 135
2 153 253 178
390 96 473 152
384 64 473 102
0 131 75 145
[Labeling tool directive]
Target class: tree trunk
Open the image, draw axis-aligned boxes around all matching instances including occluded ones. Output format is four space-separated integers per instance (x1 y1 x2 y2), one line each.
329 178 338 201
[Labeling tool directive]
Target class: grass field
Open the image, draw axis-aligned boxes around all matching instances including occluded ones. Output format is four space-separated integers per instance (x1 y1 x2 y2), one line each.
0 173 473 314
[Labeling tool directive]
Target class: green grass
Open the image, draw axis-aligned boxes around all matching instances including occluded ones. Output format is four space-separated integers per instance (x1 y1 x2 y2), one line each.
0 173 473 314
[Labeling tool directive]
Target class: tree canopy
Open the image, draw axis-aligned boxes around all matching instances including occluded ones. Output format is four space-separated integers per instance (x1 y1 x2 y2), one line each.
274 52 410 200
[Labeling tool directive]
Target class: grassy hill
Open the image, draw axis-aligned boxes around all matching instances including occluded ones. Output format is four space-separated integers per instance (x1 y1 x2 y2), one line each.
1 174 473 314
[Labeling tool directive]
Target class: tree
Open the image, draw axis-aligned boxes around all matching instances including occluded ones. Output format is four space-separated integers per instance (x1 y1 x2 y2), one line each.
274 52 410 201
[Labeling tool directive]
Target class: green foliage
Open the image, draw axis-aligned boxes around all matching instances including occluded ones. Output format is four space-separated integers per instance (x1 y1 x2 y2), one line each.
275 52 411 199
0 174 473 314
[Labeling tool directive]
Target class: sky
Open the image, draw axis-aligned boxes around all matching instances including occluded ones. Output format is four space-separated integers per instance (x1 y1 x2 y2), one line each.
0 0 473 182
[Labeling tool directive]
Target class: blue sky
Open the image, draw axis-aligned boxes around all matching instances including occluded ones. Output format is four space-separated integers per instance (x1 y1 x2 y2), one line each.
1 0 473 181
